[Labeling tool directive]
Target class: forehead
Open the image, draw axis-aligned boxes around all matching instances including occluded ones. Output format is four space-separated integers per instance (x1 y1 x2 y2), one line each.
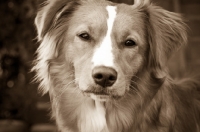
70 1 146 37
70 1 108 30
114 4 146 32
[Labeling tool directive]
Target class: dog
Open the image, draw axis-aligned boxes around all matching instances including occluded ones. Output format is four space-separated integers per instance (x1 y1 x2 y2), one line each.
33 0 200 131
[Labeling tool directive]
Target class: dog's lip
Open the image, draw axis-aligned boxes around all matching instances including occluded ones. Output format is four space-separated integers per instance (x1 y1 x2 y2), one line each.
84 92 110 102
94 91 109 95
83 90 123 101
84 91 109 96
84 92 110 97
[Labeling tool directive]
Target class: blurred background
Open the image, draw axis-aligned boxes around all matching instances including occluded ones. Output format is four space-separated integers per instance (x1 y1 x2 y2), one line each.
0 0 199 132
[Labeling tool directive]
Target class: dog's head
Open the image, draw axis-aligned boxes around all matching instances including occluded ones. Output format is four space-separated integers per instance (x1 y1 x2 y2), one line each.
34 0 187 101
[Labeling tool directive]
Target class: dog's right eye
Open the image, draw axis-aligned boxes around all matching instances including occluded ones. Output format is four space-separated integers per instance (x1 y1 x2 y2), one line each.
78 33 90 40
124 40 136 47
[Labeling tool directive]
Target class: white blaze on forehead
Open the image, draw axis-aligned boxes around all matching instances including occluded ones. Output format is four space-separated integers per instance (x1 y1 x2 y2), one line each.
92 6 117 67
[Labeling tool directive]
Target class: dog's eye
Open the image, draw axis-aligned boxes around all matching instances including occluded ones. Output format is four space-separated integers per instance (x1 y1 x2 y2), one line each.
124 40 136 47
78 33 90 40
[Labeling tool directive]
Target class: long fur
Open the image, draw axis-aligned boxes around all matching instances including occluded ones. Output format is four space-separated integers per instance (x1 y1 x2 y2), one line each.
33 0 200 132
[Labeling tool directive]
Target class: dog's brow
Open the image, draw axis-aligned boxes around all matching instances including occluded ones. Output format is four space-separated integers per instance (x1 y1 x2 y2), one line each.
92 6 117 67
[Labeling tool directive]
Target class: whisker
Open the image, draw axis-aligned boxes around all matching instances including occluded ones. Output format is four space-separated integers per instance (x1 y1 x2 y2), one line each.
129 85 143 107
55 79 78 101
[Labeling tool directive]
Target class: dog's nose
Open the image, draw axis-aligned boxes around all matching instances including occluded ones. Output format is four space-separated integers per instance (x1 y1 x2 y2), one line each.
92 66 117 87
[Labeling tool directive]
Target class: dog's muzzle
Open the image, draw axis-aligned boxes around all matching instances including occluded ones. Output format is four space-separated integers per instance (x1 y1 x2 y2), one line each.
82 66 118 101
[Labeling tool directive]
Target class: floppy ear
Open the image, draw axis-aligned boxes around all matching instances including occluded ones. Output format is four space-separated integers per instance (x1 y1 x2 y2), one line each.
34 0 81 94
146 4 187 72
35 0 80 40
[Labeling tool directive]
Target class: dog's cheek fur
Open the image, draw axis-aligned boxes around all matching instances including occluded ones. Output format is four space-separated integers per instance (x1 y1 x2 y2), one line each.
65 36 94 91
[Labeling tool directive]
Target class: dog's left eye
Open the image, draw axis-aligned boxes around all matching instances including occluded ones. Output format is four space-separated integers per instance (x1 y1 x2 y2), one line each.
124 40 136 47
78 33 90 40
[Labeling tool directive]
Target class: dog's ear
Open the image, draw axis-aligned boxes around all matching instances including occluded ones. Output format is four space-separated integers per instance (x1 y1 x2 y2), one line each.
146 5 187 72
35 0 80 40
34 0 81 94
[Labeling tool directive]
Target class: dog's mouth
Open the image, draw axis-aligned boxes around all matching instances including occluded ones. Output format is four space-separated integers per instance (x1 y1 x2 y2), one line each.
83 90 109 102
83 89 121 102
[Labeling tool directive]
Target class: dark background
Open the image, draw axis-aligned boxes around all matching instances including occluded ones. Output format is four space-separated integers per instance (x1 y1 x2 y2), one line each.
0 0 199 132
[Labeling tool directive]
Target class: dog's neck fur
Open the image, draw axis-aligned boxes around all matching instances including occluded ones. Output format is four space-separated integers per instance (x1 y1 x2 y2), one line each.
78 100 107 132
50 90 137 132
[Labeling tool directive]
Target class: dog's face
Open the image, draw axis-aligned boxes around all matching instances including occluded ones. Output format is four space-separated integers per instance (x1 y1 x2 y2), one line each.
65 3 147 101
34 0 187 101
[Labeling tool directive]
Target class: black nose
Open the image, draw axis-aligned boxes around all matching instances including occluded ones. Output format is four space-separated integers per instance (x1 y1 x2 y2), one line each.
92 66 117 87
